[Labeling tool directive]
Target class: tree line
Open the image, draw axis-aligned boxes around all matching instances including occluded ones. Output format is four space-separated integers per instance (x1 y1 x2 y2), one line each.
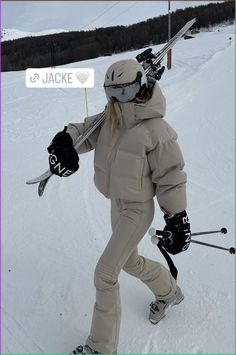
2 1 235 72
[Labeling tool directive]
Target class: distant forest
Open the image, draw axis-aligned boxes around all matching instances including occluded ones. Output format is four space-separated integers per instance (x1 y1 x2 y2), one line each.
2 1 235 72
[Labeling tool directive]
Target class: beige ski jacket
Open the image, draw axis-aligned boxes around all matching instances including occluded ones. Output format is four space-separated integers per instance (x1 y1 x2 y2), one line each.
67 82 187 215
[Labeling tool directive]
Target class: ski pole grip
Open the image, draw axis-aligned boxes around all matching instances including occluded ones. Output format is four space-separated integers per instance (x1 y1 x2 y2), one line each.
149 228 172 238
156 230 173 239
149 228 173 246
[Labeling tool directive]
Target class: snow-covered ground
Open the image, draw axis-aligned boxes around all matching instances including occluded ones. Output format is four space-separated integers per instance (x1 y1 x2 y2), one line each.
2 25 235 354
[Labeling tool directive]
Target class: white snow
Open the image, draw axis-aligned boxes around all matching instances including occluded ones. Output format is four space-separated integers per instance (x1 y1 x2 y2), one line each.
2 25 235 354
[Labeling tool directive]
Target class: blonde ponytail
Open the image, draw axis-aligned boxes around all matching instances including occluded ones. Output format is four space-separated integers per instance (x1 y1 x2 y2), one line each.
106 100 119 139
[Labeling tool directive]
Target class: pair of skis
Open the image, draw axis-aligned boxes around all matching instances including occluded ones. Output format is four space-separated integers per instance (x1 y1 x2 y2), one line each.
26 18 196 197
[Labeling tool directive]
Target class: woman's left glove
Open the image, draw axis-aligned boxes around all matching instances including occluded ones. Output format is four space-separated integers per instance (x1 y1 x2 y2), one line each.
47 127 79 177
161 210 191 255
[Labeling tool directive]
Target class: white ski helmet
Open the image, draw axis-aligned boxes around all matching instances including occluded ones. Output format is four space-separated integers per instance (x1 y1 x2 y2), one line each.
104 59 147 103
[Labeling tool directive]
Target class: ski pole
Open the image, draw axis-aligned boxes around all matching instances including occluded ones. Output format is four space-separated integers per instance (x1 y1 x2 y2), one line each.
190 239 235 254
84 88 89 117
152 227 227 238
149 228 235 255
191 227 227 236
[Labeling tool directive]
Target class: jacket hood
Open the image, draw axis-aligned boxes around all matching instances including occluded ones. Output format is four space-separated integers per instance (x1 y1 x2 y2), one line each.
113 80 166 128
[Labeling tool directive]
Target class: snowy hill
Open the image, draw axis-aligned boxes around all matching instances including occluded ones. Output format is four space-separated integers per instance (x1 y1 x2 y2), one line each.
2 25 235 354
1 28 68 42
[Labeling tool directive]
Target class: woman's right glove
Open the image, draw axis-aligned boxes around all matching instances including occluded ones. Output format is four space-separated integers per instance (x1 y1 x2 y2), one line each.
161 210 191 255
47 127 79 177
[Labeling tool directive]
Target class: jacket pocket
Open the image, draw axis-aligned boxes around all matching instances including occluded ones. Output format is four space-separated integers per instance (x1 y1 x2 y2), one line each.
111 151 145 191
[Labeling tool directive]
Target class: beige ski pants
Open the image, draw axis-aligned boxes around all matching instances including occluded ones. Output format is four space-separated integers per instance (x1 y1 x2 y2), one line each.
86 199 176 354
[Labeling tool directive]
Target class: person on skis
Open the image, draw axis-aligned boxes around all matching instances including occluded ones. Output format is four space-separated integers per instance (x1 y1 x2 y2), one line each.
47 59 191 354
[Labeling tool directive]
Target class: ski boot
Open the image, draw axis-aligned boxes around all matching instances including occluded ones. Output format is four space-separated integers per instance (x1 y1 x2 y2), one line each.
71 345 100 354
149 285 184 324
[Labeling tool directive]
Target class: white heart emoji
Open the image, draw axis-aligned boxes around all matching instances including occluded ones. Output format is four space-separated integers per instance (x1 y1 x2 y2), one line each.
76 71 90 84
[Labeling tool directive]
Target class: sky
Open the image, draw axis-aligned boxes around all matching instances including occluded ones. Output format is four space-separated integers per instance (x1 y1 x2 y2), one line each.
2 1 222 32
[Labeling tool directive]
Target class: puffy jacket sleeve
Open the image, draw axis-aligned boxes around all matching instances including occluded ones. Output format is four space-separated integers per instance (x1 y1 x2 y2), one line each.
66 112 103 154
147 130 187 215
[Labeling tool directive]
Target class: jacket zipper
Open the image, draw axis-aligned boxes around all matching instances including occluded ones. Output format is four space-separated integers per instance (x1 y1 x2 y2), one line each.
106 128 125 196
106 103 125 196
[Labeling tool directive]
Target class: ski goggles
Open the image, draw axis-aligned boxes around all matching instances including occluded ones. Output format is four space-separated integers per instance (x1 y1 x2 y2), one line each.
104 80 141 103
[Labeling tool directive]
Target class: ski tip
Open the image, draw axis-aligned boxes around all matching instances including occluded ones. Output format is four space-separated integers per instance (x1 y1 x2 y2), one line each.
188 18 197 26
38 177 50 197
26 179 38 185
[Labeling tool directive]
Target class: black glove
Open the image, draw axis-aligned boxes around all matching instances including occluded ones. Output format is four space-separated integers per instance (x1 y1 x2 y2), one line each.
47 127 79 177
161 210 191 255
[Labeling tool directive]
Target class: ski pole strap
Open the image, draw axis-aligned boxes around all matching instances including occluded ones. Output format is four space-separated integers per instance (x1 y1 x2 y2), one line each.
157 244 178 280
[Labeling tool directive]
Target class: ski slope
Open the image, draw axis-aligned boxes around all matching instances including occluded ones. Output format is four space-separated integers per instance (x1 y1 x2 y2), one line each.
2 25 235 354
